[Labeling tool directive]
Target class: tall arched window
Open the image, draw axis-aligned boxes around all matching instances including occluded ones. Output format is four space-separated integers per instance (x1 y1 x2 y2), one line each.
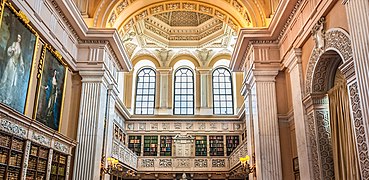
174 67 194 115
135 68 156 115
213 67 234 115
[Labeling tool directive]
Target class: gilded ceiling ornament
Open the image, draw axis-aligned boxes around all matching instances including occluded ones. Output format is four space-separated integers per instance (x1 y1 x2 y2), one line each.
150 5 164 14
116 0 129 15
108 11 117 27
183 3 196 10
166 3 180 10
199 5 212 14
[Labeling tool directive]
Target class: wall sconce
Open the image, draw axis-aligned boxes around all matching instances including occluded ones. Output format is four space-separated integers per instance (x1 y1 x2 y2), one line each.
101 157 136 177
239 155 256 175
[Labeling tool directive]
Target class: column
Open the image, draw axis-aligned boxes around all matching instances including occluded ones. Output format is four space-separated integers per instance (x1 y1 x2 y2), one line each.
247 69 282 180
344 0 369 149
344 1 369 177
102 84 119 180
241 83 255 180
73 70 109 180
285 49 314 179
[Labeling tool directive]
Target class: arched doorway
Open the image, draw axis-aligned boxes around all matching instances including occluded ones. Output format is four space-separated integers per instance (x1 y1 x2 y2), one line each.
304 28 369 179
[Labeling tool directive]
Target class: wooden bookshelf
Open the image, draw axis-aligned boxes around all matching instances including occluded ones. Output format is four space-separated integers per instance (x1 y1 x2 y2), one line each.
226 136 240 156
160 136 172 156
26 143 49 180
128 136 142 156
143 136 158 156
0 132 25 180
209 136 224 156
195 136 207 156
50 151 67 180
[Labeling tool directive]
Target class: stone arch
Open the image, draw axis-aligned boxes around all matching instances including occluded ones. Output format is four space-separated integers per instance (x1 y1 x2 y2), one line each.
304 27 369 179
305 28 352 95
207 52 231 68
131 55 161 69
169 54 201 68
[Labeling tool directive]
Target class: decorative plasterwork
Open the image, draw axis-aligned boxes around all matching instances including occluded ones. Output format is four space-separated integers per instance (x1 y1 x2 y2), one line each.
113 1 252 34
305 28 352 95
154 11 212 27
349 83 369 178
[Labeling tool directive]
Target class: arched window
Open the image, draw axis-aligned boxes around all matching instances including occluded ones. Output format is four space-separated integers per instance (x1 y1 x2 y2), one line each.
173 67 194 115
212 67 234 115
135 68 156 115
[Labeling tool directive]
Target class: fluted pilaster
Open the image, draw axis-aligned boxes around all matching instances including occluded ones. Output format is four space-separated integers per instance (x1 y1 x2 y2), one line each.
248 70 282 180
285 49 314 180
344 2 369 178
73 71 108 180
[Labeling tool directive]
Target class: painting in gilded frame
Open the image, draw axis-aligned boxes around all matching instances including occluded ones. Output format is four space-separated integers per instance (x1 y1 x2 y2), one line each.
0 1 38 113
35 45 67 131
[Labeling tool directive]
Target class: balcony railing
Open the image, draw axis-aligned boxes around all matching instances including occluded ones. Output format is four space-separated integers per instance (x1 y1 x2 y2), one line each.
228 140 248 169
111 141 138 169
137 157 229 172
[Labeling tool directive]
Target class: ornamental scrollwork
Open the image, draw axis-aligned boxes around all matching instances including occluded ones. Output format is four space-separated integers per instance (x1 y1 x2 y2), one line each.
54 141 69 154
32 132 51 146
159 159 172 168
0 119 26 137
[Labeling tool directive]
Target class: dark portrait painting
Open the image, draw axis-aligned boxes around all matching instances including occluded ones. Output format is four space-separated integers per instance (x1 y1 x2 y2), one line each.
35 46 66 131
0 4 38 113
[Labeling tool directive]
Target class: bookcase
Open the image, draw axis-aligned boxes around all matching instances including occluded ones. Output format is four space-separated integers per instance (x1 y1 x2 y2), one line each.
209 136 224 156
50 151 67 180
160 136 172 156
0 132 25 180
143 136 158 156
226 136 240 156
195 136 207 156
26 143 49 180
128 136 142 156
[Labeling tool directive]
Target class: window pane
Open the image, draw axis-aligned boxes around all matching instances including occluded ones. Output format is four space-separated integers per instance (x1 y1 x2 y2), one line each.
212 68 234 115
174 67 194 115
135 68 156 115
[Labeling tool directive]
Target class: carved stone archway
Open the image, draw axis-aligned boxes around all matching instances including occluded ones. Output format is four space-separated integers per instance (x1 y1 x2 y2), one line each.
304 27 369 179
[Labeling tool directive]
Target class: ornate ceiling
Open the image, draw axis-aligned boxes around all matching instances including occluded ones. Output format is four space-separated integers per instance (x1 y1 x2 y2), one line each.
72 0 281 66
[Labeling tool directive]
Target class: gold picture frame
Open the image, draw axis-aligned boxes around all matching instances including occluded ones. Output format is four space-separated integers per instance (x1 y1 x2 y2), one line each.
34 44 67 131
0 0 39 114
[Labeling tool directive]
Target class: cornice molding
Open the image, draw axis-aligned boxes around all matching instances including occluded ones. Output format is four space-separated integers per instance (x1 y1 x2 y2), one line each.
230 0 302 71
51 0 132 71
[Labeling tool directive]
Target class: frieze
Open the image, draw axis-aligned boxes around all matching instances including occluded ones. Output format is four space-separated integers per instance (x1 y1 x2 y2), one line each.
32 132 51 146
198 123 205 130
0 119 27 137
54 141 69 154
139 123 146 130
162 123 170 130
186 123 193 130
151 123 158 130
174 123 182 130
